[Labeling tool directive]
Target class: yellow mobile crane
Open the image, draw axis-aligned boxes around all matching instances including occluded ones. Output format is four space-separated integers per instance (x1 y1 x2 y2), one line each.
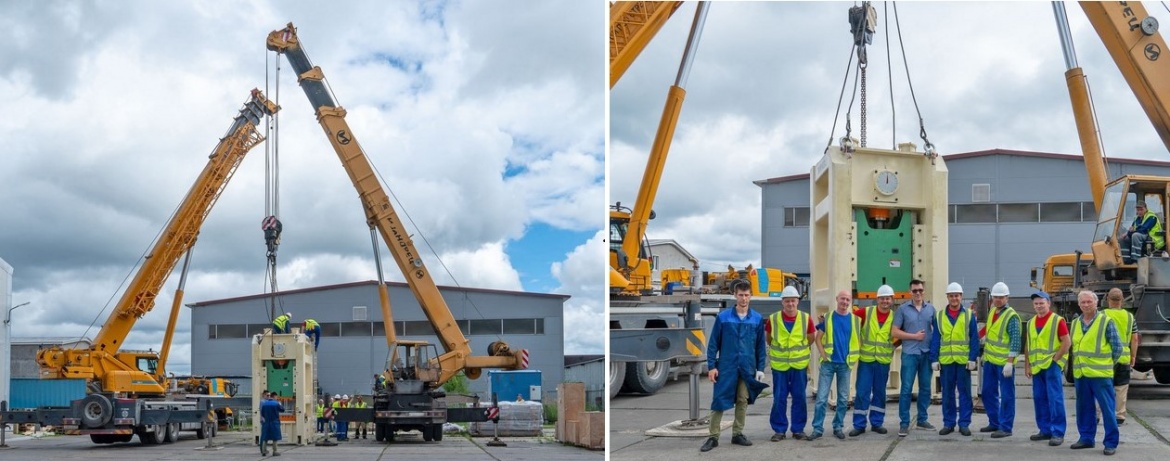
0 90 278 444
265 23 529 442
1042 1 1170 383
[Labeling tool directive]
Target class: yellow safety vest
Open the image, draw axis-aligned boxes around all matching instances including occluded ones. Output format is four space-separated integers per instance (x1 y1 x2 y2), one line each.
305 318 320 330
768 311 811 371
316 404 325 418
936 308 971 365
859 307 895 364
1102 309 1134 364
353 401 368 409
273 314 290 330
822 309 861 365
1072 313 1115 379
983 306 1018 366
1026 313 1061 372
1137 209 1165 250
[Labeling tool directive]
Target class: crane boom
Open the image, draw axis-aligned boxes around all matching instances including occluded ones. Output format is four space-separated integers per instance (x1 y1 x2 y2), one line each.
1081 1 1170 153
266 23 525 385
37 89 279 395
610 1 685 88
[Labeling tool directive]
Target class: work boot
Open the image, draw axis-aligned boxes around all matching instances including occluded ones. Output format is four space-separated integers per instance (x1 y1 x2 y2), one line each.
898 425 909 437
848 428 865 437
978 425 998 433
731 433 752 446
990 430 1012 438
807 432 822 441
770 433 786 442
833 429 845 440
1030 433 1053 441
959 427 972 436
1104 447 1117 456
792 432 809 440
872 426 888 435
916 421 936 430
700 437 718 452
1049 437 1064 446
1070 441 1094 449
938 427 954 436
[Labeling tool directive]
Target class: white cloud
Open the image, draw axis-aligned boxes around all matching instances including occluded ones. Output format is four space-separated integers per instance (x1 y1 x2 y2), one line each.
553 230 606 354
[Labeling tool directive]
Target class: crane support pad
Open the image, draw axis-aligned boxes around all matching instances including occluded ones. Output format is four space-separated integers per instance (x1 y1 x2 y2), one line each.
0 407 71 425
611 328 706 362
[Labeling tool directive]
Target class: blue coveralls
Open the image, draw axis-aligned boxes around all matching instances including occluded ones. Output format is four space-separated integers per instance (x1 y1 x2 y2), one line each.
259 397 284 449
706 307 769 436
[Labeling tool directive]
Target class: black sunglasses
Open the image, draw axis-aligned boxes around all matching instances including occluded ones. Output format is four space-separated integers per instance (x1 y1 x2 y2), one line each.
911 289 924 293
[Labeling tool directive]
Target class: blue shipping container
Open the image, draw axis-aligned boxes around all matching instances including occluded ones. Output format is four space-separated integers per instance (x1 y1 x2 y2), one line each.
489 370 542 402
10 378 87 409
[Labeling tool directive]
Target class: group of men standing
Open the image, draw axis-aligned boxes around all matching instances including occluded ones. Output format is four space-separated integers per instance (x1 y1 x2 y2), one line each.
702 279 1140 457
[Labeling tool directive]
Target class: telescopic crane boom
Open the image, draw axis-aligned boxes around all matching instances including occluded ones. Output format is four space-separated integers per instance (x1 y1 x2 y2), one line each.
265 23 527 385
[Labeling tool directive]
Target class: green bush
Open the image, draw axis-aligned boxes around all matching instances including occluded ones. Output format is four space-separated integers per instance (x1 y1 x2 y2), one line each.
443 372 471 395
543 402 558 423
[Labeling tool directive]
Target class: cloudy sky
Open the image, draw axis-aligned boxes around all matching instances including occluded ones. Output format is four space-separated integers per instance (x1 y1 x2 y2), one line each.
0 0 604 374
612 1 1170 272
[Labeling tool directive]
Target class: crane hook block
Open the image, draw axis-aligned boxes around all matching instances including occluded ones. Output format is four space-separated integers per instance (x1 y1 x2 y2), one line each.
262 215 283 254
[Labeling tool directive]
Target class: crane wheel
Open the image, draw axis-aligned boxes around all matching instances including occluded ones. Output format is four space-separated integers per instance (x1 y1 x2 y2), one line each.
80 394 113 428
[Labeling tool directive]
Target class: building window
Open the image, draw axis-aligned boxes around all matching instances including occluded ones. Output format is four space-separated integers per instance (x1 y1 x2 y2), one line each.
373 321 386 336
503 318 536 334
955 204 997 223
321 322 341 337
972 183 991 202
341 321 371 337
208 325 217 339
215 324 247 339
652 255 660 270
1040 202 1083 222
535 318 545 334
470 319 502 335
784 207 810 227
404 320 435 336
247 323 269 336
1083 201 1098 222
352 306 368 321
999 203 1038 222
459 320 471 335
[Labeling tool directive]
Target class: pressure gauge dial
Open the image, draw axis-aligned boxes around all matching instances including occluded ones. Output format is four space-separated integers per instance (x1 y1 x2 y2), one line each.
875 169 899 195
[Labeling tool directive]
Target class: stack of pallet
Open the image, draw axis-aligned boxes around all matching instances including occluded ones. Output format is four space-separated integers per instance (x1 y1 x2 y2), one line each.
555 382 603 450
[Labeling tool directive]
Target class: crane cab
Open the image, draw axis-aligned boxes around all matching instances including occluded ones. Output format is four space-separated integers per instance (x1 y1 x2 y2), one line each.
1092 175 1169 270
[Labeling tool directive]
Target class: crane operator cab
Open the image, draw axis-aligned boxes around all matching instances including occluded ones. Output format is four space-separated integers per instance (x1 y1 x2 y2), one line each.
1094 176 1168 268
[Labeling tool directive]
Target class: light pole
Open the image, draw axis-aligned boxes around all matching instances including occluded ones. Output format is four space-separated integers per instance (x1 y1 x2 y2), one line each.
4 301 28 325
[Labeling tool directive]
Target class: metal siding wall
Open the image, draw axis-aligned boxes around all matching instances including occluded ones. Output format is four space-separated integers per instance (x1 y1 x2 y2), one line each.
563 360 605 408
191 282 564 400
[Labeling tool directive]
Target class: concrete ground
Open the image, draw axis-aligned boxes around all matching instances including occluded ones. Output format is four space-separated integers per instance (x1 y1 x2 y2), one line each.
0 428 602 460
611 371 1170 460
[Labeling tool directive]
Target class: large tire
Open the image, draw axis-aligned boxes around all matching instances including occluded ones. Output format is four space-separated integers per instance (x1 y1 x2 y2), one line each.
138 424 163 445
623 360 669 394
195 424 206 440
164 422 179 443
1155 367 1170 384
609 360 627 399
375 423 386 442
80 394 113 428
432 424 443 442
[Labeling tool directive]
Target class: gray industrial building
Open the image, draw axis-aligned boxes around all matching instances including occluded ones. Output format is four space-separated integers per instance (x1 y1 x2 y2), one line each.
757 149 1170 301
189 280 568 401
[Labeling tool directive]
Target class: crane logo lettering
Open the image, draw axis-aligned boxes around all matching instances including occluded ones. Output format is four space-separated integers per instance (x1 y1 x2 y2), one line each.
336 130 352 145
1145 43 1161 61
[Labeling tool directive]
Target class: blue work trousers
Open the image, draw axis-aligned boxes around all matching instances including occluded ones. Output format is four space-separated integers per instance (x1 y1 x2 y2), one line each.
980 362 1015 432
1032 364 1066 438
317 417 327 432
811 362 851 434
852 361 889 429
898 353 932 427
1074 377 1119 449
336 420 349 440
769 368 808 434
939 363 973 429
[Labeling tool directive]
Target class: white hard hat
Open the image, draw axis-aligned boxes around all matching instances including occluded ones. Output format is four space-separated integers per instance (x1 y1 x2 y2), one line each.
946 282 963 294
342 394 349 399
286 312 293 318
991 282 1010 297
333 394 340 399
781 285 800 299
877 285 895 297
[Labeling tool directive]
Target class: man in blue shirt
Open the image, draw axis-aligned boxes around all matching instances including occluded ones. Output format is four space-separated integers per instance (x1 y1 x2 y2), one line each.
893 279 937 437
808 289 860 441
